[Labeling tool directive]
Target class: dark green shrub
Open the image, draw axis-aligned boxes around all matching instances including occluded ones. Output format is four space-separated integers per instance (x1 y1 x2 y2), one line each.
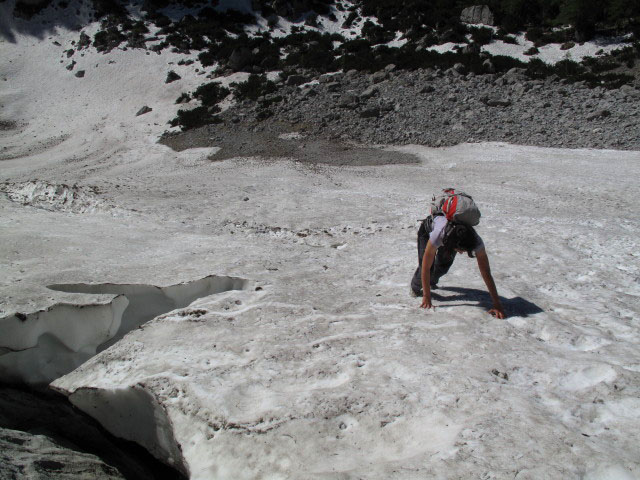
93 27 126 52
580 72 633 88
175 93 191 104
555 58 585 76
362 20 395 44
525 27 543 43
340 38 372 54
589 59 622 73
470 27 493 46
153 14 171 28
193 82 230 106
170 106 217 130
342 11 358 28
198 49 217 67
231 74 277 101
525 58 552 78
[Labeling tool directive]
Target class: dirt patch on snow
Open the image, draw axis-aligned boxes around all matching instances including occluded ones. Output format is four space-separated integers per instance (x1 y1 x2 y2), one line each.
0 121 18 131
159 123 419 166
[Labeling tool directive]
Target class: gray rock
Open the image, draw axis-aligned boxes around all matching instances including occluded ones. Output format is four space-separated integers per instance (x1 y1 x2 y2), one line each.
136 106 152 116
74 70 85 78
384 63 396 73
460 5 495 25
338 93 359 109
302 87 318 97
379 100 395 112
77 32 91 49
482 59 495 73
319 73 336 83
370 71 389 84
420 85 435 93
483 97 511 107
360 85 379 100
620 85 639 98
326 82 341 92
453 63 467 75
587 109 611 120
66 60 76 71
360 107 380 118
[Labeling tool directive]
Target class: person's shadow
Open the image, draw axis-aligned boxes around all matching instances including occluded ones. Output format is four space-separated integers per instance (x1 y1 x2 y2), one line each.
431 286 543 317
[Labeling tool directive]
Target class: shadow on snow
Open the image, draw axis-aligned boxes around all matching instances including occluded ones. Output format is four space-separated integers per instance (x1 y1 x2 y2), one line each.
432 286 543 317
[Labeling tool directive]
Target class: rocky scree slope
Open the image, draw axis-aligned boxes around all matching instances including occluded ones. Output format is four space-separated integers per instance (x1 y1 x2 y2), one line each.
215 65 640 150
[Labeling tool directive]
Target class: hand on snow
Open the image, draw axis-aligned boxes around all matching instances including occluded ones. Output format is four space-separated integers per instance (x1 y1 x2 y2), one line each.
420 297 433 310
488 308 505 319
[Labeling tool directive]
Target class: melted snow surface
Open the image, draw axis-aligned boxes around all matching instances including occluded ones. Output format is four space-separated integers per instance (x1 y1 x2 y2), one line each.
1 4 640 480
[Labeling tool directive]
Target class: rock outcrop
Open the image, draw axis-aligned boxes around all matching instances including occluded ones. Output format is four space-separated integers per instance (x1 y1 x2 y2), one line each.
460 5 495 25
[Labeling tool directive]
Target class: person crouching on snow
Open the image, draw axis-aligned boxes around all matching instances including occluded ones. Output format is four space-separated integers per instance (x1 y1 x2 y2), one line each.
411 190 505 318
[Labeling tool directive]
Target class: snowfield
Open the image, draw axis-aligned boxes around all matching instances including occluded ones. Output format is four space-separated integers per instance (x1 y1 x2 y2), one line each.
1 3 640 480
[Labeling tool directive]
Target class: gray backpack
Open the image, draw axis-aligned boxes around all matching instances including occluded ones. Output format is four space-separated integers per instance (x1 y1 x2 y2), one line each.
430 188 481 226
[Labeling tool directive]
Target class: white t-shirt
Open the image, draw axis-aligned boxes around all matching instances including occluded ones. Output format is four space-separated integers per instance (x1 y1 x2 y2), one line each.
429 215 485 253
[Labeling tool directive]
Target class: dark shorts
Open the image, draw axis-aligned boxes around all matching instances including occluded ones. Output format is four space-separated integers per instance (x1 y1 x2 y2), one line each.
411 216 456 296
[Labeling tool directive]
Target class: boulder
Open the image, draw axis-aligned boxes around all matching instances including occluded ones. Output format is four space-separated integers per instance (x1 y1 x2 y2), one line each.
228 48 252 71
370 71 388 84
359 85 379 100
482 59 495 73
319 73 339 83
360 107 380 118
453 63 467 75
286 75 307 86
460 5 494 25
77 32 91 49
483 97 511 107
136 106 152 116
165 70 181 83
326 82 341 93
338 93 359 109
302 87 317 98
587 109 611 120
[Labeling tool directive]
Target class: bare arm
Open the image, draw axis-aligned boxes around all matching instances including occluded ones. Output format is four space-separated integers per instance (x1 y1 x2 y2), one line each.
475 248 506 318
420 241 437 309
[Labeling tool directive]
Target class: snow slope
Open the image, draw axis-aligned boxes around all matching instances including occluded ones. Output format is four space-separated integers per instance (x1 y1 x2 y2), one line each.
1 5 640 480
